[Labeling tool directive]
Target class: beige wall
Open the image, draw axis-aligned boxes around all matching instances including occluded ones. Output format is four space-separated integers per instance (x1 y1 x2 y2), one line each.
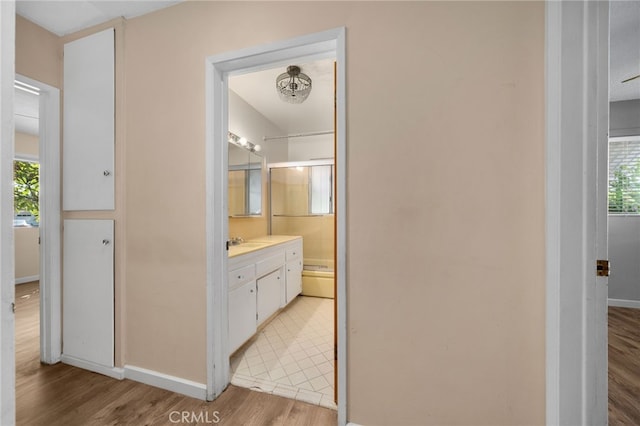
16 1 545 423
16 15 60 88
14 227 39 281
15 132 38 157
124 1 545 424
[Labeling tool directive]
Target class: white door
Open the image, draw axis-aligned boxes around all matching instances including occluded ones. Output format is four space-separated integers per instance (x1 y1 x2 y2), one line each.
547 1 609 423
0 1 16 424
63 28 115 211
63 219 114 368
587 1 610 421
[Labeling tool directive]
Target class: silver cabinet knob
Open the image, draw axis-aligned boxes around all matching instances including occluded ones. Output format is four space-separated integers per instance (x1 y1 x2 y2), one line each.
102 239 110 246
103 170 111 176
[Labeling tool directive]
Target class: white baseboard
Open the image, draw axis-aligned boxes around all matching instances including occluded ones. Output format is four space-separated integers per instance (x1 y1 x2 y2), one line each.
608 298 640 309
124 365 207 400
61 354 124 379
347 423 363 426
15 275 39 285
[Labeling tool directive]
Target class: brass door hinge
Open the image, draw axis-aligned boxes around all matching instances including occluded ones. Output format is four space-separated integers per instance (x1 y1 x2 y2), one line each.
596 260 610 277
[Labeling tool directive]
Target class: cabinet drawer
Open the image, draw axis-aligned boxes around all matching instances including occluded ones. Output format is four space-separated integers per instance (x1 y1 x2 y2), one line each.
229 264 255 289
256 252 285 277
285 245 302 261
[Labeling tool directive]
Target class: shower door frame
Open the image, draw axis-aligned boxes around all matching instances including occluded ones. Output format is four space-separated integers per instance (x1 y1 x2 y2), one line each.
268 159 336 235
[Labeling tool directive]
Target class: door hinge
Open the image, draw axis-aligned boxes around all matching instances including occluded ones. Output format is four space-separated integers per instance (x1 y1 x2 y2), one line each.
596 260 610 277
11 302 15 313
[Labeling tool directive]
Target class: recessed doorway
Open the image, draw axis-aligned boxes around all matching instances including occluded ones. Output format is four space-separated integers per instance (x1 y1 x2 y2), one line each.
205 28 346 426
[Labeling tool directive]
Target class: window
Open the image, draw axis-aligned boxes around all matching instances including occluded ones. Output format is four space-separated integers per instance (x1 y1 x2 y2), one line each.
310 165 333 215
270 163 334 217
14 159 40 227
609 138 640 213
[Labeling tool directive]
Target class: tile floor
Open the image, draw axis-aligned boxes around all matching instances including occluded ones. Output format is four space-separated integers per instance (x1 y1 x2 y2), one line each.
230 295 336 409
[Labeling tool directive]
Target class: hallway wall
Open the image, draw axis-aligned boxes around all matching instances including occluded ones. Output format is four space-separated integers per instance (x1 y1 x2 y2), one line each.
123 2 545 424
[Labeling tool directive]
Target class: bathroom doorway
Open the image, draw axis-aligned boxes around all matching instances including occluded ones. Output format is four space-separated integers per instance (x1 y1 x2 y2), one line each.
227 59 336 406
205 28 346 424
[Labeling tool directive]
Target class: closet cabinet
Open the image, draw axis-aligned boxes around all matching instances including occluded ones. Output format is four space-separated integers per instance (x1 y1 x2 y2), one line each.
63 28 115 211
62 219 114 368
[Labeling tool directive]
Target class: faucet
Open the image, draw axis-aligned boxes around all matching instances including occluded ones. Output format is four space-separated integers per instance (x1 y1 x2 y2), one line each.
230 236 244 245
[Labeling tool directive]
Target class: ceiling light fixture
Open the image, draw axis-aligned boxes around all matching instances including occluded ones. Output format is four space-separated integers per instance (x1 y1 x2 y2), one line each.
276 65 312 104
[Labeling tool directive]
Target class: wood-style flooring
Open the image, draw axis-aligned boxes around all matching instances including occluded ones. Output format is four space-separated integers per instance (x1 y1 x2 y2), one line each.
15 282 337 426
609 306 640 425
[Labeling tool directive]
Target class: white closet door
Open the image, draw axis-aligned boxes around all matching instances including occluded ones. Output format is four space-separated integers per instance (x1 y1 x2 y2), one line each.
63 219 114 367
63 28 115 211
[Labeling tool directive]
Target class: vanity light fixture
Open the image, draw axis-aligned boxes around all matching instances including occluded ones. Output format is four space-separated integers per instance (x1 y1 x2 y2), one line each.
228 131 261 153
276 65 312 104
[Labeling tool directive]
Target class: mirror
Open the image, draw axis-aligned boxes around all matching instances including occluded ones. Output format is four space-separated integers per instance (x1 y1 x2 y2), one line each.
229 142 262 216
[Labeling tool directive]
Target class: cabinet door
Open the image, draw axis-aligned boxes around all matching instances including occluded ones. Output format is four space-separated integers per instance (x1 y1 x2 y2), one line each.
286 259 303 304
63 219 114 367
257 269 282 326
63 28 115 211
229 280 257 354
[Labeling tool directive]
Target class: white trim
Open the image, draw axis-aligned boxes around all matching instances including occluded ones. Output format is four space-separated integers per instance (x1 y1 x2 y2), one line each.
15 275 39 285
609 135 640 142
13 153 38 163
124 365 208 400
16 74 62 366
206 27 347 425
335 29 347 426
545 1 609 425
608 298 640 309
60 354 124 380
0 1 16 424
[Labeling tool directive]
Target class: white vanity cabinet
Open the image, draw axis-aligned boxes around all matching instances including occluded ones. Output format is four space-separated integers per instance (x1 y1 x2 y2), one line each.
257 269 282 326
285 246 303 305
228 236 303 353
228 264 257 354
229 280 256 354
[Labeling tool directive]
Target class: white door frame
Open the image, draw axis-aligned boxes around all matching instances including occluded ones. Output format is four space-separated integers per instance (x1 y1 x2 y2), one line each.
545 1 609 424
205 27 347 425
0 1 16 424
15 74 62 365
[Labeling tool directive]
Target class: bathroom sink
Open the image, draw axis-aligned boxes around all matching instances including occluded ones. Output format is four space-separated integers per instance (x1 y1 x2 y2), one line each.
238 242 266 248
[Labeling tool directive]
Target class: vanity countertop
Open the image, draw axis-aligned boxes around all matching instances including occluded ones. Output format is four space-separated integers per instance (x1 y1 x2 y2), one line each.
228 235 301 258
